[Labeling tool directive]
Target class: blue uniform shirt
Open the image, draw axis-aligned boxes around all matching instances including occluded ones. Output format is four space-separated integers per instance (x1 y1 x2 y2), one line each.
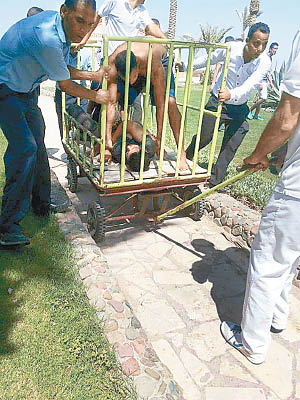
0 10 70 93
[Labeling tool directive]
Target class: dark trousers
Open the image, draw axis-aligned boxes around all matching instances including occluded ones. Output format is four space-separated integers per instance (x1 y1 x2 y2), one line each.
0 84 50 233
186 95 249 186
55 88 88 139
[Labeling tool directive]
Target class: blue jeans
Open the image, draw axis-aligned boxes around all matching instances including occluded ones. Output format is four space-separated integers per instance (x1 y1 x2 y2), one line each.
0 84 50 233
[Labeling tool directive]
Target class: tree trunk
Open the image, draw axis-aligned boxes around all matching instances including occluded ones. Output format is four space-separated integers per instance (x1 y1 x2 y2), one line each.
168 0 177 40
249 0 260 27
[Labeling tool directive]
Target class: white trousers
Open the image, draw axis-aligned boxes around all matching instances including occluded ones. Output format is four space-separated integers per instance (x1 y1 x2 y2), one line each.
241 191 300 360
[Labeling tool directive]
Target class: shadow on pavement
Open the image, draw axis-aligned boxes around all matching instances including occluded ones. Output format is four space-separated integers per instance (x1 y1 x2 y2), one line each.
191 238 250 325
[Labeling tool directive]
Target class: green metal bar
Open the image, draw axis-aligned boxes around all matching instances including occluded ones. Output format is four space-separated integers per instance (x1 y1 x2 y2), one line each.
91 46 95 71
156 168 255 223
76 49 81 106
191 47 212 174
139 43 153 179
62 93 66 143
207 45 231 176
99 37 109 186
158 45 174 178
120 42 132 183
174 46 194 177
105 35 228 50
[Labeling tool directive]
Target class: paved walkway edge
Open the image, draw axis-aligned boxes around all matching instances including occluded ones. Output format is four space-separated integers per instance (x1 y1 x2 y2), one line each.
51 171 185 400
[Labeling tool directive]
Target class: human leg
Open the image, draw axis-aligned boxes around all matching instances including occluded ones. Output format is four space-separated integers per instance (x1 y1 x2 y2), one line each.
272 255 300 331
167 97 188 170
25 103 51 215
241 192 300 360
185 96 219 161
0 92 37 234
54 89 64 139
209 119 248 186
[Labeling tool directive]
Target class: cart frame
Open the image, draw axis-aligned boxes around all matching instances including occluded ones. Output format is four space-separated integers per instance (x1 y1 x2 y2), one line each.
62 36 231 240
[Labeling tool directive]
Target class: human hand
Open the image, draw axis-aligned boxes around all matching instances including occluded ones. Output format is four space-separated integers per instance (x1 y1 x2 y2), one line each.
73 41 86 51
243 154 269 171
218 88 231 102
95 89 109 104
95 66 112 83
104 149 112 164
175 62 183 71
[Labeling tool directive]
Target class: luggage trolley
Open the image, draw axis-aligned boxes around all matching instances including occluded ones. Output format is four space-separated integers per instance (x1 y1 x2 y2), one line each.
62 36 231 242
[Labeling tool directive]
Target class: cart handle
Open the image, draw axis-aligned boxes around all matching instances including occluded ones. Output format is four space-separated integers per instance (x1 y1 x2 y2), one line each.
156 166 256 223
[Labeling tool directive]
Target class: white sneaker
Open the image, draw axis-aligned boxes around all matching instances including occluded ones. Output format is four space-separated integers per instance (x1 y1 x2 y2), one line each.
220 321 265 365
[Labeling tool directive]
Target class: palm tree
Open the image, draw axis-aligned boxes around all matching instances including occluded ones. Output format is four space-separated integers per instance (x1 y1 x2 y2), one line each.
236 6 250 40
168 0 177 40
199 24 233 44
182 24 232 55
236 3 263 39
249 0 260 27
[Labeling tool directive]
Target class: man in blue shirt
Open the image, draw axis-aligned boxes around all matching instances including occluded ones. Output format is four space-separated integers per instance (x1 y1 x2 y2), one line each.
0 0 109 246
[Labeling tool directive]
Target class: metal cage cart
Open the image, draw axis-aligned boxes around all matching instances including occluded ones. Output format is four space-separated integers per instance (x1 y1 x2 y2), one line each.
62 36 232 242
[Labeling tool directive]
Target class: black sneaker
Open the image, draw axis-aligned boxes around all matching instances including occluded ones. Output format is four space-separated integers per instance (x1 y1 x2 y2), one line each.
270 326 284 334
32 203 50 217
0 232 30 246
185 135 197 161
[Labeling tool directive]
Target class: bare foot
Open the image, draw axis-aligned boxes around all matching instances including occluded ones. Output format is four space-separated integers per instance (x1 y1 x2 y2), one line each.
179 152 189 171
155 139 168 159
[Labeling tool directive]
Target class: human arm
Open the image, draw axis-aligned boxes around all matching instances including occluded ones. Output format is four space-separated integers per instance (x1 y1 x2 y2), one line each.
58 79 109 104
210 62 222 92
229 56 271 103
267 72 275 90
68 65 110 83
105 76 118 150
193 48 226 70
243 92 300 170
145 22 167 40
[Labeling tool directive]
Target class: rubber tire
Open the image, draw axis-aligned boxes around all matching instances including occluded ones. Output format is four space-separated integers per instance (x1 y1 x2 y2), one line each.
87 201 106 243
183 188 205 221
67 159 78 193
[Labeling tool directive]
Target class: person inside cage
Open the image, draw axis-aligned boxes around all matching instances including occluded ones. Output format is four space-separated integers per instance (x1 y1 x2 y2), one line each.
105 40 189 171
110 120 156 172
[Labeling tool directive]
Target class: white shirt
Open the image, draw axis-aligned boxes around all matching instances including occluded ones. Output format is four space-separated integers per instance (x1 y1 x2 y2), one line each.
274 29 300 199
193 41 271 105
98 0 152 55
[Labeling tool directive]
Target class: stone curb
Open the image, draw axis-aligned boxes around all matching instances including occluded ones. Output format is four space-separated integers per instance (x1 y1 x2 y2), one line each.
51 172 185 400
203 192 261 250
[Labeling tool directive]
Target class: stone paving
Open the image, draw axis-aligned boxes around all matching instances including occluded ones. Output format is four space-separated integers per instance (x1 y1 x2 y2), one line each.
41 94 300 400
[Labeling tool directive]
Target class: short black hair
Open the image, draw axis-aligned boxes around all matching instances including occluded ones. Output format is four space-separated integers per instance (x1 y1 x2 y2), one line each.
224 36 234 43
127 149 151 172
247 22 270 39
64 0 96 11
27 7 44 17
151 18 160 27
270 42 279 49
115 51 137 79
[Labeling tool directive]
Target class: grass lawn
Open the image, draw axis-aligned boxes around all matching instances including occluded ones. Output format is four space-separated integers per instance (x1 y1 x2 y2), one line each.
0 132 136 400
172 84 279 209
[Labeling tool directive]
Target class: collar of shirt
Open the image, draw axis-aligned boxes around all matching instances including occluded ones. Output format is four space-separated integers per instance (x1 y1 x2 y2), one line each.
55 13 69 45
124 0 146 17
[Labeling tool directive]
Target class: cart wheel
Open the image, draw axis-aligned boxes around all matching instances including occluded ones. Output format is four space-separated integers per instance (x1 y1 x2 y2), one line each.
87 201 106 243
183 188 205 221
67 159 78 193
